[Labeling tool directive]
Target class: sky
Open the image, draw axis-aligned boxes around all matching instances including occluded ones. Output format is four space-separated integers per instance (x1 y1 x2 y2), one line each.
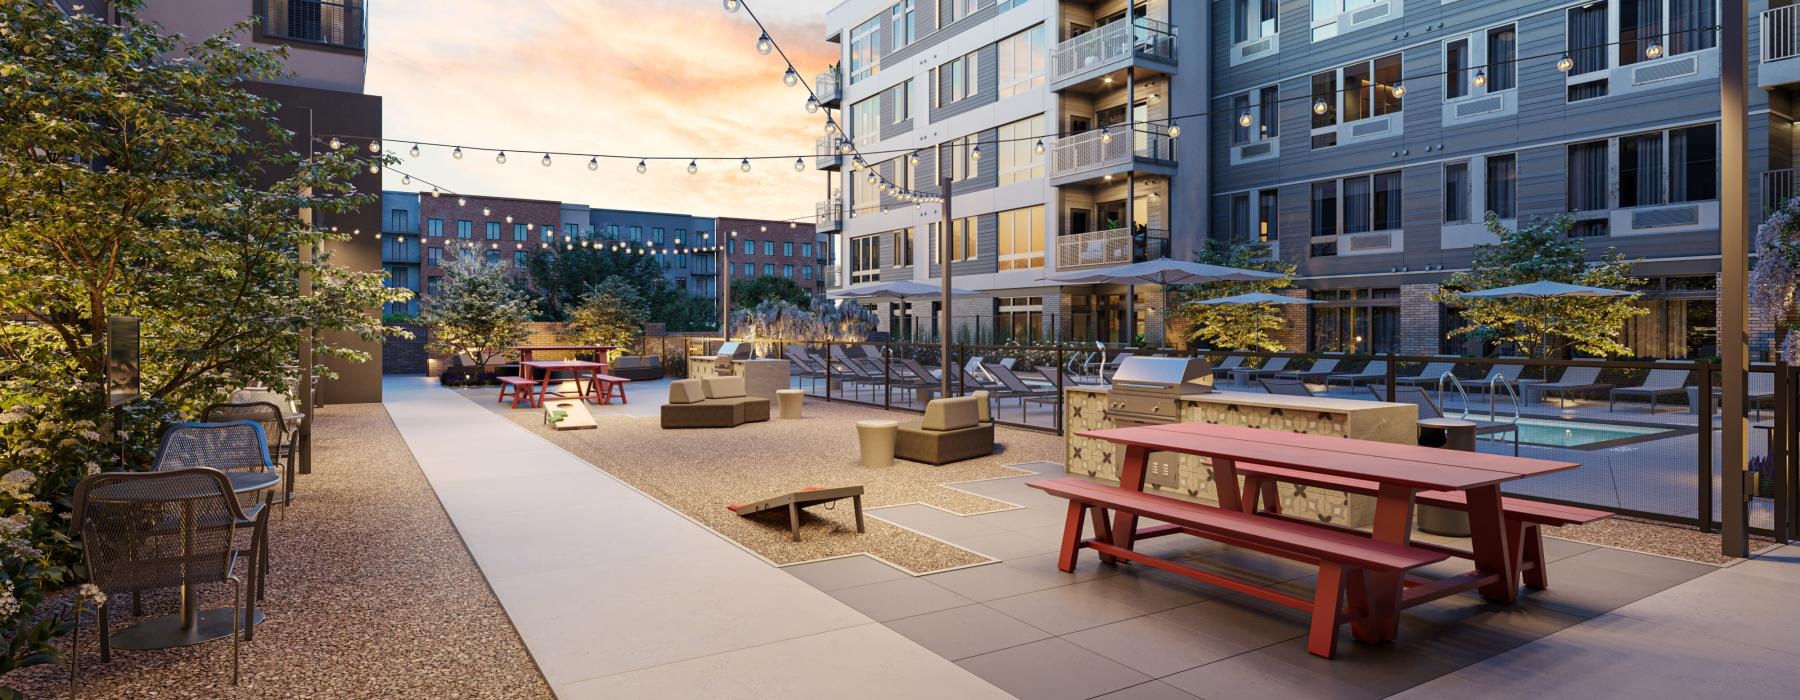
367 0 840 222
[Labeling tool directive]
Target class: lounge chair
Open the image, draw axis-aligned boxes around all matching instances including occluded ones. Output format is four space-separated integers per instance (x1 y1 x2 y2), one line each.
1208 355 1246 378
1325 360 1388 389
1531 366 1610 408
894 394 996 465
1609 362 1691 414
983 363 1058 419
1274 354 1342 383
1370 385 1519 455
1393 357 1461 388
1462 361 1526 393
1260 377 1314 397
1229 357 1290 385
1701 371 1777 418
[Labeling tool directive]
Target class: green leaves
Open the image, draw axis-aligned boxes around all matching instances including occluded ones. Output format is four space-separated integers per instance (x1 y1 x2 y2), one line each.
419 253 534 369
1173 239 1296 351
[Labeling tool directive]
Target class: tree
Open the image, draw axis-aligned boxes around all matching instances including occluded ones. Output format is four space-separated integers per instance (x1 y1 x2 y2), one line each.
0 1 407 685
523 246 717 331
560 276 649 358
1431 213 1647 358
1751 197 1800 360
732 275 811 310
818 300 878 343
1172 239 1297 351
420 252 534 370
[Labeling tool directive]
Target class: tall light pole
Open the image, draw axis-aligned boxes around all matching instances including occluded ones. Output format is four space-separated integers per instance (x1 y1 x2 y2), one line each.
1720 0 1750 557
719 231 734 339
940 175 954 398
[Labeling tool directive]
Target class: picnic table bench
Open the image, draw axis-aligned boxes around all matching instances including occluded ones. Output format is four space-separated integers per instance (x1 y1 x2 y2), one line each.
1049 421 1584 658
586 372 631 405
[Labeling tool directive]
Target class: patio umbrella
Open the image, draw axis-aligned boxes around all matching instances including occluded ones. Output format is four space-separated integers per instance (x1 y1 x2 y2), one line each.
1457 280 1639 299
1192 292 1321 306
1043 259 1289 346
829 280 979 340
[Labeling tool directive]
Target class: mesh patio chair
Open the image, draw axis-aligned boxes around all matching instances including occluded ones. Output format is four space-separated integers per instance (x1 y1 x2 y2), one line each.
1260 377 1315 397
70 469 253 695
1273 355 1341 383
153 422 277 614
1229 356 1291 385
1393 357 1461 387
1608 361 1691 414
1325 360 1388 389
1532 366 1610 408
203 402 296 505
1208 355 1246 377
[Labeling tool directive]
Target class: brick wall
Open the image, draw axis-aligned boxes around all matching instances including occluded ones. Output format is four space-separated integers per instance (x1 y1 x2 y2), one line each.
382 324 428 375
1399 283 1440 354
1273 289 1309 350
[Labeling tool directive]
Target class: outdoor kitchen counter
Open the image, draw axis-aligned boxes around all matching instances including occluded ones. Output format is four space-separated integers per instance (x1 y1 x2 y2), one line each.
1063 386 1417 528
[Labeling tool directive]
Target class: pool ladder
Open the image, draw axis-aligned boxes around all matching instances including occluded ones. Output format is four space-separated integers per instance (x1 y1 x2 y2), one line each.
1435 372 1523 455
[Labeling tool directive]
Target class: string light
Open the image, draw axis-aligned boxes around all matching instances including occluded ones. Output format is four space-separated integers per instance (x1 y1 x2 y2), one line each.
1034 139 1045 154
1556 54 1575 72
637 159 648 174
1390 84 1406 99
483 207 492 216
805 96 820 113
1169 124 1182 139
328 137 341 150
687 159 699 174
457 197 466 206
1237 113 1252 127
783 66 800 87
402 174 412 185
368 140 382 154
496 151 508 164
1099 128 1111 144
740 157 752 172
723 0 740 11
541 153 553 167
756 32 773 55
589 157 599 171
409 143 421 158
1645 42 1663 59
1472 70 1487 88
368 163 380 174
794 157 805 171
1313 99 1329 115
453 146 464 159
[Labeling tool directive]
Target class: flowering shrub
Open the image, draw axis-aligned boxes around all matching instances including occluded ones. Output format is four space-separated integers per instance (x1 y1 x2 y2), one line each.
1751 198 1800 361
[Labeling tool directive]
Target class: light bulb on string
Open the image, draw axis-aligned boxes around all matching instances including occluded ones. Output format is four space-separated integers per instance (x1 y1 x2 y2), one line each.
328 137 342 150
805 96 820 113
783 66 800 87
408 144 420 158
1169 124 1182 139
756 32 773 55
1238 113 1252 127
368 141 381 154
453 146 464 159
1034 139 1046 154
637 159 648 174
368 163 380 174
496 151 508 164
740 158 752 173
687 160 699 174
910 152 920 166
1645 42 1663 59
588 157 599 171
1472 70 1487 88
1556 54 1575 72
970 144 982 160
541 153 553 167
482 207 492 216
1313 99 1329 115
794 157 806 171
1391 83 1406 99
1099 128 1111 144
457 197 467 206
430 188 440 198
505 214 513 223
723 0 739 12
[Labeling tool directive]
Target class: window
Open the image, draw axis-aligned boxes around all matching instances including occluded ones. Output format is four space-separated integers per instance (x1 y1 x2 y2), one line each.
893 228 914 267
802 242 814 258
743 240 754 255
565 223 579 238
605 224 620 240
1310 182 1338 239
1567 2 1608 78
763 263 775 276
426 247 442 266
1231 193 1251 242
1232 85 1281 145
802 265 814 280
484 249 500 265
945 134 980 182
849 15 882 83
783 241 795 257
1232 94 1253 145
1257 189 1278 242
426 276 442 295
1445 38 1469 100
629 226 643 241
783 264 794 278
852 164 883 214
892 80 911 123
512 224 527 242
995 297 1043 342
1311 54 1400 148
997 206 1044 271
1486 26 1516 91
1234 0 1278 43
1566 139 1610 236
940 0 978 28
997 0 1028 13
1313 171 1400 239
389 208 411 231
763 241 775 256
1485 154 1517 219
457 220 473 239
928 217 977 263
653 227 665 244
1621 123 1718 207
851 96 881 145
1309 288 1401 354
1310 73 1338 148
892 1 915 49
513 251 528 267
936 50 979 106
1373 172 1402 231
998 116 1045 185
1443 162 1471 223
427 218 443 237
998 26 1046 99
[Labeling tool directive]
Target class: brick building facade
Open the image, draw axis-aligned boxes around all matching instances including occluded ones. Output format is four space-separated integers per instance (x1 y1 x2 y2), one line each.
714 216 825 300
413 193 564 295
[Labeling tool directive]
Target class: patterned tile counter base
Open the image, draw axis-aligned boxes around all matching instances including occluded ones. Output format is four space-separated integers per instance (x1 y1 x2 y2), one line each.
1064 387 1417 529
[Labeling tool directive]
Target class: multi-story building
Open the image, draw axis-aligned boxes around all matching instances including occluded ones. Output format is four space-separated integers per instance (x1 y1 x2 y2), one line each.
69 0 385 400
409 193 564 296
586 209 718 298
819 0 1204 344
820 0 1774 358
381 191 421 316
714 217 828 301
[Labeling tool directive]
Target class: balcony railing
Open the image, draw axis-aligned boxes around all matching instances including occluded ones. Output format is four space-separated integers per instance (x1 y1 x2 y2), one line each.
1766 5 1800 62
816 198 843 233
262 0 364 49
1765 168 1798 212
816 68 843 106
1056 228 1171 270
823 264 843 289
815 136 845 170
1049 17 1177 84
1049 123 1176 179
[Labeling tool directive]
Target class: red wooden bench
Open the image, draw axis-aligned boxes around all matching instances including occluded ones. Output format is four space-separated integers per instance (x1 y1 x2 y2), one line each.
586 373 631 404
497 376 541 408
1236 463 1610 590
1028 477 1446 658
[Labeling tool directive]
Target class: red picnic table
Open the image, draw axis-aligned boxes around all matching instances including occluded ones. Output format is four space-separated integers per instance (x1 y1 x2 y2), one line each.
515 359 630 406
1078 421 1579 644
511 345 615 376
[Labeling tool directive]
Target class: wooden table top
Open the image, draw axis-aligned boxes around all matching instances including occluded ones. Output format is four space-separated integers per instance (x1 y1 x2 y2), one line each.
513 345 616 352
520 359 607 370
1079 422 1577 491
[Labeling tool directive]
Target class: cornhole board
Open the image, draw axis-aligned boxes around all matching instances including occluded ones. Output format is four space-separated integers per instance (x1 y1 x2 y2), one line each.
728 485 865 542
542 398 596 431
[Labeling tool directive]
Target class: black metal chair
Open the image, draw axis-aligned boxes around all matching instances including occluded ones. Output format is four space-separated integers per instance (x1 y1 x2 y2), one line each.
70 469 252 696
204 401 297 505
153 421 277 624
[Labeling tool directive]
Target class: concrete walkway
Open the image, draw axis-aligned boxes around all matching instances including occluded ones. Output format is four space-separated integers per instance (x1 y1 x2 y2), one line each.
382 378 1008 698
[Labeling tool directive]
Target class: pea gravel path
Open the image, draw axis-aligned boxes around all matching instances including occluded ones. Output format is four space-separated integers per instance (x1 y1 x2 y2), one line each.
4 403 553 699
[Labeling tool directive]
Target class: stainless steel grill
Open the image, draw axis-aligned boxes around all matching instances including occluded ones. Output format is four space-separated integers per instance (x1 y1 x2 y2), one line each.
713 342 753 375
1103 356 1215 427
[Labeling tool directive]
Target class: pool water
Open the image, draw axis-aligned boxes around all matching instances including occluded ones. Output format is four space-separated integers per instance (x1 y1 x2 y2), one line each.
1504 418 1674 448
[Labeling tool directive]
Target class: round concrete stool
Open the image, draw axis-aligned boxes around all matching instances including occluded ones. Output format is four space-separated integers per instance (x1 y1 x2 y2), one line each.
777 389 805 419
856 419 899 467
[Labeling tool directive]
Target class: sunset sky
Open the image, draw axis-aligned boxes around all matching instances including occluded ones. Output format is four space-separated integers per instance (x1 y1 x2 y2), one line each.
367 0 840 222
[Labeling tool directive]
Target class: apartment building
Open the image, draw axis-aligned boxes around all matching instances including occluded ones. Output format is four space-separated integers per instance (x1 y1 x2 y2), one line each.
715 217 829 301
66 0 385 399
819 0 1207 343
587 209 720 299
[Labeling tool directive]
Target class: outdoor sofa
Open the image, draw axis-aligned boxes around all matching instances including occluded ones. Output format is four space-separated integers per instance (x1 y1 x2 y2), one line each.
659 376 769 429
895 392 995 465
608 355 664 381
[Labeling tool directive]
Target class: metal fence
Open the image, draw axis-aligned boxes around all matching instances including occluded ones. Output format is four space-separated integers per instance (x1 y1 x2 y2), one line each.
671 338 1797 540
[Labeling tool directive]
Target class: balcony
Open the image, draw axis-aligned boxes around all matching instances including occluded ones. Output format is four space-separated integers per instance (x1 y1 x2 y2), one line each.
816 68 842 109
1055 228 1170 270
816 198 843 233
1049 18 1177 91
822 264 843 289
815 135 845 171
1764 168 1798 213
1048 123 1177 186
1763 5 1800 87
260 0 364 50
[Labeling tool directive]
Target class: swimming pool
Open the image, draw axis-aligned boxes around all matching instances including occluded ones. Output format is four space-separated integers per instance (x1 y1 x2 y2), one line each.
1500 418 1676 449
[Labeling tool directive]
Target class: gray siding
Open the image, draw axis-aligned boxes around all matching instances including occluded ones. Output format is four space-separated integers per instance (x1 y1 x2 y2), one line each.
930 42 999 122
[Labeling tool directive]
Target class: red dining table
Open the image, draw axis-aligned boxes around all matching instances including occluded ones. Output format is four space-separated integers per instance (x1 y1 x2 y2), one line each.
1078 421 1578 642
520 360 608 404
512 345 615 376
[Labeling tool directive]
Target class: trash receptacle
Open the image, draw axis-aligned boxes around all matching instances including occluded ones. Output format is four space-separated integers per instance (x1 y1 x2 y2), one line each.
1416 418 1477 537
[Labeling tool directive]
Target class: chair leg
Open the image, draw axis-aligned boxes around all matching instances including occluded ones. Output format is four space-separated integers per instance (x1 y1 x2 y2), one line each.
230 576 242 686
98 601 109 663
69 596 80 699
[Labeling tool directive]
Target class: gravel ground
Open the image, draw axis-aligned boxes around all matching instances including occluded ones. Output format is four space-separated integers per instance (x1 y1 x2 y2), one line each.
5 404 553 699
462 389 1066 574
1548 515 1777 565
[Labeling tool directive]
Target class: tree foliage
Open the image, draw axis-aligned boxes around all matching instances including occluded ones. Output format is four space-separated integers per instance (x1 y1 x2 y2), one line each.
0 1 407 685
420 252 533 369
1431 213 1647 358
522 247 715 330
731 275 812 310
1173 239 1297 350
1751 196 1800 361
560 276 649 359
